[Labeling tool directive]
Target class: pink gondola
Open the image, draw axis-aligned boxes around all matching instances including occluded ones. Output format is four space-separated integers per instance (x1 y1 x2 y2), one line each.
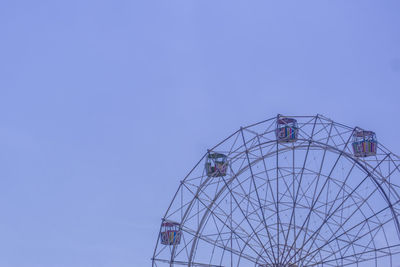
160 221 182 245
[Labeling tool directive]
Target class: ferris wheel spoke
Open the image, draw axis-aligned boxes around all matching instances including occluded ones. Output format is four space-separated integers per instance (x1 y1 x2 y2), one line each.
280 116 319 264
283 128 356 265
307 204 384 265
318 244 400 266
297 154 392 265
175 228 197 261
274 165 297 261
217 169 277 263
242 130 279 261
191 188 269 264
254 136 278 215
320 154 390 231
228 172 280 258
190 185 258 247
229 141 285 243
300 170 387 265
179 176 271 265
340 218 382 264
299 177 377 266
302 215 371 264
254 134 299 262
304 214 400 266
305 211 348 265
295 159 358 264
187 217 255 265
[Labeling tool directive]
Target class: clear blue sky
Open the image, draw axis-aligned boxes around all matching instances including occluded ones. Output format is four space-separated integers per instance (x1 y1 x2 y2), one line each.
0 0 399 266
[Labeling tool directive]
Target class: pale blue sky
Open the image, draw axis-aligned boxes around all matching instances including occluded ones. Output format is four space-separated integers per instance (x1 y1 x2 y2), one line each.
0 0 400 266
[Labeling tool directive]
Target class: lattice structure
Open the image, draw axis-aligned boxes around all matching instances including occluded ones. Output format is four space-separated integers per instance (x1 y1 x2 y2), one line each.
152 114 400 267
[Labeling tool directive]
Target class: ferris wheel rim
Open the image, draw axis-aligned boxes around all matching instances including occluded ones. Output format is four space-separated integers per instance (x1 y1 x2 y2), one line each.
152 114 400 267
180 143 400 266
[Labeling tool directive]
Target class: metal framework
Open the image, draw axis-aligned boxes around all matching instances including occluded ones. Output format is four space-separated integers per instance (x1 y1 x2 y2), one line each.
152 114 400 267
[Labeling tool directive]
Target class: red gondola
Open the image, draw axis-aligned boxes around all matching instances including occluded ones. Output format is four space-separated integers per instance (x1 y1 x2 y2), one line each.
276 117 298 142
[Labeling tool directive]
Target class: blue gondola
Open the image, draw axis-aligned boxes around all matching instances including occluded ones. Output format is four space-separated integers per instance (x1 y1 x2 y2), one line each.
352 130 377 157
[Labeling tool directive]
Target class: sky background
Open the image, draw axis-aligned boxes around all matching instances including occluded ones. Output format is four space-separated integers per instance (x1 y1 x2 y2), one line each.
0 0 400 266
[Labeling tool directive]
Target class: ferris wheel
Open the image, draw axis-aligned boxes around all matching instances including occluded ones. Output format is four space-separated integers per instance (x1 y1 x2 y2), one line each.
152 114 400 267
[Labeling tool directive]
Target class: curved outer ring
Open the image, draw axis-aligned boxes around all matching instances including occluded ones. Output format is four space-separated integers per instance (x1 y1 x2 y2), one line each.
173 138 400 266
